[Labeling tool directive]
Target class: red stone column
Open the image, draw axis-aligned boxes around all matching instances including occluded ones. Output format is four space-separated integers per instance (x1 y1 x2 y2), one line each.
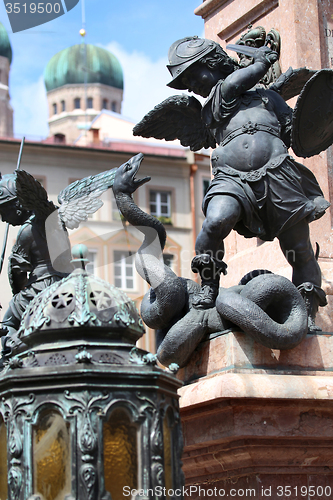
178 331 333 498
176 3 333 495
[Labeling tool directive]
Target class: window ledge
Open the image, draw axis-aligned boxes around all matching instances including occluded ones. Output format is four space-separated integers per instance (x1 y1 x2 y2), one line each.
154 216 173 225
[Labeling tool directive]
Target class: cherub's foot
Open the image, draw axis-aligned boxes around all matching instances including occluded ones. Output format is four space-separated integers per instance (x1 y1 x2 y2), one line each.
4 333 25 355
297 282 327 334
0 332 8 371
307 317 322 333
190 254 226 309
192 282 219 309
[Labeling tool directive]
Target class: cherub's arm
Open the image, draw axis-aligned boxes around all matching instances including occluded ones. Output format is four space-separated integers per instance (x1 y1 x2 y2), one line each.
222 46 279 102
267 89 293 148
8 223 33 294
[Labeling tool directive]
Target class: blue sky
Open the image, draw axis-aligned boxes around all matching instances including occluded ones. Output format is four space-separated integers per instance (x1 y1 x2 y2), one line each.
0 0 205 138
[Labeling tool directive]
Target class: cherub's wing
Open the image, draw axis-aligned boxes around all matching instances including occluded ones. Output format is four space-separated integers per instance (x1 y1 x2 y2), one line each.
16 170 57 219
269 67 317 101
133 94 216 151
58 168 117 230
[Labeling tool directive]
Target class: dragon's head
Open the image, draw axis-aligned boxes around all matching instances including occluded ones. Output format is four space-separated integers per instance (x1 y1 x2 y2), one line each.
112 153 151 196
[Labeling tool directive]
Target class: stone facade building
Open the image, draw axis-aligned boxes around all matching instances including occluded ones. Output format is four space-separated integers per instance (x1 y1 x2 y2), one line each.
0 32 211 354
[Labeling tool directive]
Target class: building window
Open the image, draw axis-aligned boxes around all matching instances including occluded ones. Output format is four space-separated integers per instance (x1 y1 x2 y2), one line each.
54 133 66 144
114 250 135 290
61 100 66 112
111 101 117 112
102 99 108 109
90 129 99 145
33 176 45 187
203 178 210 197
163 253 174 270
150 191 171 218
85 249 98 275
74 97 81 109
87 97 93 109
53 103 57 115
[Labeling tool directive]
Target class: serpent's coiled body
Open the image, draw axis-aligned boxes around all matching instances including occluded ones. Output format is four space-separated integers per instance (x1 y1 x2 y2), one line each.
113 154 308 368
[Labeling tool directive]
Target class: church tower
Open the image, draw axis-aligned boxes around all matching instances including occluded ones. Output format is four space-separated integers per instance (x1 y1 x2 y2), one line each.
0 22 13 138
44 43 123 144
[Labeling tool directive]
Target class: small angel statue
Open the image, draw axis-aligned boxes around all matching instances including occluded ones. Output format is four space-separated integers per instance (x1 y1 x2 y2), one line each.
0 167 116 345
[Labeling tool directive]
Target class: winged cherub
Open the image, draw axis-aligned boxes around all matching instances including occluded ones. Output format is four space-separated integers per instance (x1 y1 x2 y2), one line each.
133 36 330 329
0 167 116 342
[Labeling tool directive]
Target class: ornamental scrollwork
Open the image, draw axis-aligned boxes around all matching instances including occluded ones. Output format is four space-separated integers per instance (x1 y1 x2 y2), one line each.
0 394 35 500
67 272 94 326
8 357 23 370
114 307 135 327
25 351 39 367
64 390 109 457
171 399 185 489
75 346 93 364
130 348 157 366
136 392 164 488
136 392 157 419
98 352 125 365
1 394 35 459
8 465 22 500
80 463 97 500
45 352 68 366
151 408 164 488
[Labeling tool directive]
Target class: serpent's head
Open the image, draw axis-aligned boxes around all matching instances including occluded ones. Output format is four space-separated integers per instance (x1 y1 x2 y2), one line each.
112 153 151 196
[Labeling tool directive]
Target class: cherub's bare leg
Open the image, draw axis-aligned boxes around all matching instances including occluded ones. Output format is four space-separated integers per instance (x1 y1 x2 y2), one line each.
192 195 241 308
0 307 23 368
278 219 326 331
2 307 20 336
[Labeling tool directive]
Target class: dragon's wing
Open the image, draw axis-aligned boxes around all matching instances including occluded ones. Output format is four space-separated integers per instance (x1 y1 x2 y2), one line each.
269 66 317 101
58 168 117 230
16 170 57 219
133 94 216 151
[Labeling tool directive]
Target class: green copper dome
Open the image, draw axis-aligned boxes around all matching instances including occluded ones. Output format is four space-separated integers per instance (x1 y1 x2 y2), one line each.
44 44 123 92
0 23 12 64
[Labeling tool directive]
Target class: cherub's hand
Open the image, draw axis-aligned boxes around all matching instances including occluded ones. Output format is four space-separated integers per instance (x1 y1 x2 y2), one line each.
253 46 278 66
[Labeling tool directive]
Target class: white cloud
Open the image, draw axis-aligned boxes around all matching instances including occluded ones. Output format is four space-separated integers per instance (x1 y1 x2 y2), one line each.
11 76 49 139
105 41 183 123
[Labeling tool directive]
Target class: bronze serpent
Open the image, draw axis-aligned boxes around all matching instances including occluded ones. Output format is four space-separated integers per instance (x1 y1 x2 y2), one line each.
113 154 308 368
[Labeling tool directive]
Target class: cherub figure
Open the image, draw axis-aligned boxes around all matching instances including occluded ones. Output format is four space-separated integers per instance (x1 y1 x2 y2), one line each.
134 35 331 330
0 172 69 340
0 167 116 359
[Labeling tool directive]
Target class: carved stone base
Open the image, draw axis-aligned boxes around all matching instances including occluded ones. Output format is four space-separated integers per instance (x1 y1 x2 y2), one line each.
178 331 333 499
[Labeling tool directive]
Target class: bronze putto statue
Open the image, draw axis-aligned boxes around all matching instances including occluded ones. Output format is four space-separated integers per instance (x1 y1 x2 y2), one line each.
134 30 332 334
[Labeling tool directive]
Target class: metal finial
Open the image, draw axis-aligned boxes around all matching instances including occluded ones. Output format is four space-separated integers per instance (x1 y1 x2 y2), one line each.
71 244 89 270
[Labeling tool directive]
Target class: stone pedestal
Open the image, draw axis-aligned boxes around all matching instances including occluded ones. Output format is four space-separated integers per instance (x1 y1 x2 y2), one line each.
178 331 333 499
